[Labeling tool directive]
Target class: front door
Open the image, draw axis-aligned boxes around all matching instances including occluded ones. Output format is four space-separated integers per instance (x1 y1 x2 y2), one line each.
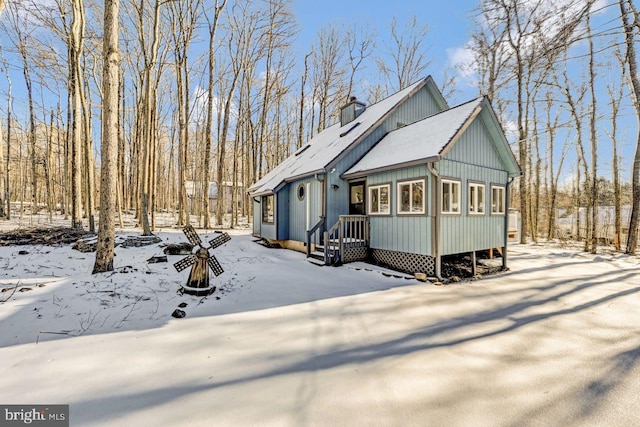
349 181 365 215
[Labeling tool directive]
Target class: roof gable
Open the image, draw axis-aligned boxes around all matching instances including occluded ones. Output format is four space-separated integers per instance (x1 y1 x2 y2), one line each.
249 77 443 196
474 103 521 177
343 98 483 178
343 97 521 179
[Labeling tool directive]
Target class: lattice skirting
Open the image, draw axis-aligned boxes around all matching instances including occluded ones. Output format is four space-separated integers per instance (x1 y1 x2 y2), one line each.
343 247 369 263
370 249 435 276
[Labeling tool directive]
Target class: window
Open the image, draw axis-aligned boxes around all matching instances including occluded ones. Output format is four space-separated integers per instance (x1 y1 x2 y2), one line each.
369 184 390 215
492 186 506 215
468 183 485 215
262 195 274 223
397 179 425 214
297 184 305 201
442 179 461 214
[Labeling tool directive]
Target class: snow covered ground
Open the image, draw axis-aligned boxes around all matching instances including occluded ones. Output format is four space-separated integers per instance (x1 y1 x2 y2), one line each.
1 218 640 426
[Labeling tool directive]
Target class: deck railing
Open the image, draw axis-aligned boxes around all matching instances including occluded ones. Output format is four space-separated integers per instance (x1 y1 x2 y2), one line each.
323 215 369 265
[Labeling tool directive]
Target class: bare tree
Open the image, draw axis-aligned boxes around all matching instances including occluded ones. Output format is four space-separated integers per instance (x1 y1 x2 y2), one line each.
4 3 39 218
70 0 85 229
469 5 513 119
0 51 5 219
93 0 120 273
201 0 228 229
586 10 598 253
345 23 376 102
134 0 167 235
310 24 346 133
0 111 3 219
541 89 566 241
620 0 640 254
168 0 202 227
376 16 431 93
5 62 12 220
216 0 259 226
607 50 626 250
473 0 594 244
297 52 311 150
256 0 297 179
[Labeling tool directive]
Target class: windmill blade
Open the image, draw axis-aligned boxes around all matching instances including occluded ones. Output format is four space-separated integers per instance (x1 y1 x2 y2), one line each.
182 225 202 247
207 255 224 276
174 255 197 272
209 232 231 250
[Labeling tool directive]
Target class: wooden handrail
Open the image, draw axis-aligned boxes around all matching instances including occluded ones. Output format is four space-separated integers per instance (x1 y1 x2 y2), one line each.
306 217 325 257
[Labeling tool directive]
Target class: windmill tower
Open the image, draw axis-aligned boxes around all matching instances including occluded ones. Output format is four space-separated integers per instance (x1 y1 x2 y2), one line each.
173 225 231 296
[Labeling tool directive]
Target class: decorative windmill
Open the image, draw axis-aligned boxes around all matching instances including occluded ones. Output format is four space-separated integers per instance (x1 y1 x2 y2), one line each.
173 225 231 296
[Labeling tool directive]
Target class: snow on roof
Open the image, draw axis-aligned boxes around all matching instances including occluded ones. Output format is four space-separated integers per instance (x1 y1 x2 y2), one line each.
248 78 430 196
343 97 484 178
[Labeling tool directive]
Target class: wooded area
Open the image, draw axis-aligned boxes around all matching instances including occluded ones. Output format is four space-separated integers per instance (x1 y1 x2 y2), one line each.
0 0 640 273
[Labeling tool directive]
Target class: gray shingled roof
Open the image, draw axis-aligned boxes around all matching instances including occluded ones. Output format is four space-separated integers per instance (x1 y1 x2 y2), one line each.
248 78 430 196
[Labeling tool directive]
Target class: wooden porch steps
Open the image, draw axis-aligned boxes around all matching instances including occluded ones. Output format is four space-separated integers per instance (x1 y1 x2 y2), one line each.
306 255 326 266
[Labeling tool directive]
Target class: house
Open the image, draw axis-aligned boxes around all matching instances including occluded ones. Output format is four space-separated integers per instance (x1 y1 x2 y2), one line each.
248 76 521 278
185 181 243 214
557 205 633 245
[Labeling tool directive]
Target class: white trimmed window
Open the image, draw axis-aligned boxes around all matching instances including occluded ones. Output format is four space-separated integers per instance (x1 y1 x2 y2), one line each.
262 195 274 223
442 179 461 214
369 184 391 215
397 180 425 214
468 183 485 215
491 186 506 215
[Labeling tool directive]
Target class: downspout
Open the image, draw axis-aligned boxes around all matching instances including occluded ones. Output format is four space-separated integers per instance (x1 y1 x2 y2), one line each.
252 196 260 237
427 161 443 281
316 172 326 232
315 173 328 263
503 176 515 270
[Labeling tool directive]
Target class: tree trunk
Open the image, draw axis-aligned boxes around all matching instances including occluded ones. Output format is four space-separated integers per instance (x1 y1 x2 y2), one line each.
216 78 238 226
4 71 10 220
81 68 95 232
117 72 125 228
3 73 10 220
70 0 85 230
202 2 226 229
21 54 38 217
168 0 201 228
93 0 120 274
138 0 162 236
620 0 640 254
0 118 4 218
608 57 624 251
44 110 54 221
587 11 598 253
298 53 311 150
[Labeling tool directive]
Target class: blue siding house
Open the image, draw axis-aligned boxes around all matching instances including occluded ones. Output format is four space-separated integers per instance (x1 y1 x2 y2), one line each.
249 76 520 278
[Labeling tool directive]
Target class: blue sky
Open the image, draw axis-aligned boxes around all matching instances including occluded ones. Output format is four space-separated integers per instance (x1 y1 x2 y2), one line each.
292 0 479 100
0 0 634 186
291 0 637 185
293 0 476 49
